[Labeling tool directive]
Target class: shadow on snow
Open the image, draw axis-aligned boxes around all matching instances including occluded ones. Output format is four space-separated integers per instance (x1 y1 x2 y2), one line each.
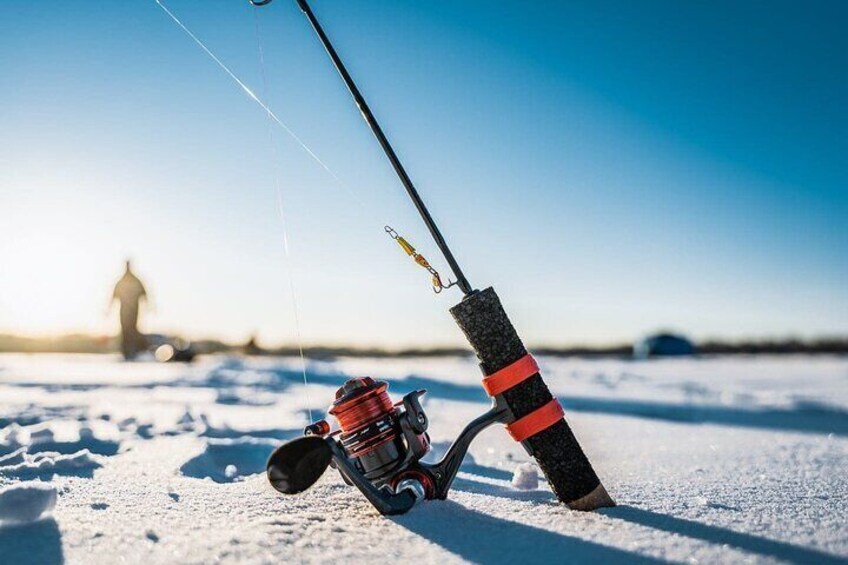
0 518 63 565
6 360 846 436
180 429 300 483
604 506 848 565
393 500 665 565
261 366 848 436
451 472 847 565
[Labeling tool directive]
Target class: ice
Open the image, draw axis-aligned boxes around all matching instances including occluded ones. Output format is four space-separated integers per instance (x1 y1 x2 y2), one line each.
0 482 57 526
0 353 845 563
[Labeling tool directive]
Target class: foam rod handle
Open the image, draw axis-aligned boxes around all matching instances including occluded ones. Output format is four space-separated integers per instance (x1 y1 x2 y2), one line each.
450 287 614 510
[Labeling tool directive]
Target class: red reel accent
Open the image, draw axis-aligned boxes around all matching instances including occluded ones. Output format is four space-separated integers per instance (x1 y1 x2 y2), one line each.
329 377 400 458
390 469 436 500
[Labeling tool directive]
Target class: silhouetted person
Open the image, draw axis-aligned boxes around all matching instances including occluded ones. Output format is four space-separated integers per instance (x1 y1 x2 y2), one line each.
112 260 148 360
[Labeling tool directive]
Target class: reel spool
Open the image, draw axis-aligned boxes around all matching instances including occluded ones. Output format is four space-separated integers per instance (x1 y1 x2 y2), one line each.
324 377 431 488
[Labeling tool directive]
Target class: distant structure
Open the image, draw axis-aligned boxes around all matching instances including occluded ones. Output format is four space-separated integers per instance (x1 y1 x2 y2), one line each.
634 333 696 358
242 335 266 356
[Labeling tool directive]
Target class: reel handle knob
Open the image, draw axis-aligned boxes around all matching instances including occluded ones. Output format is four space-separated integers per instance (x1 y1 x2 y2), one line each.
266 436 332 495
304 420 330 436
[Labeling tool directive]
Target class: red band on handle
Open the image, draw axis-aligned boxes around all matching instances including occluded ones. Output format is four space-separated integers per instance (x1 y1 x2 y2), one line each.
506 399 564 442
481 354 540 397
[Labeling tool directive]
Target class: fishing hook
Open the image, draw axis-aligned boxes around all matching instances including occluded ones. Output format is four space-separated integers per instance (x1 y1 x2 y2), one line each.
385 226 457 294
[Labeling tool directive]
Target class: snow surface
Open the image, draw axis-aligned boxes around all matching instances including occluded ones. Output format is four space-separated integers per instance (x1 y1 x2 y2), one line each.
511 463 539 491
0 352 846 564
0 482 57 525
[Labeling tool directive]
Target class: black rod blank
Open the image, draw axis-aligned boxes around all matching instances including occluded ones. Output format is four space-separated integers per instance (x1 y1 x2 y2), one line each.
295 0 473 295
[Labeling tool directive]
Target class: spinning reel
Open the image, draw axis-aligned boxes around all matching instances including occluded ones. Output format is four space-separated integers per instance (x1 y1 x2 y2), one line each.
266 376 509 515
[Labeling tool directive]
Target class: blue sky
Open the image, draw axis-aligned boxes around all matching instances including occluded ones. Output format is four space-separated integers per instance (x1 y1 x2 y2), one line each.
1 0 845 347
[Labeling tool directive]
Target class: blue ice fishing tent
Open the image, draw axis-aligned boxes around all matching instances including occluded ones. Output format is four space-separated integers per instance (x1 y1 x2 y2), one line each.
633 333 696 358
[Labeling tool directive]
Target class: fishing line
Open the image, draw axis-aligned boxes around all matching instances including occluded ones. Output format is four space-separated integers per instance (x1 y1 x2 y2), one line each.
153 0 457 313
153 0 402 235
154 0 338 183
253 9 313 422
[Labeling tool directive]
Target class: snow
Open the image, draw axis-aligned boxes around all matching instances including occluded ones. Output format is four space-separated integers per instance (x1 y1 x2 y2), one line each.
0 352 846 564
511 463 539 490
0 482 57 525
0 450 102 480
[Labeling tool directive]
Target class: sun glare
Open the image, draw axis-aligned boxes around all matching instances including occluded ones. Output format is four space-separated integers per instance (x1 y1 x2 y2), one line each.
0 213 115 337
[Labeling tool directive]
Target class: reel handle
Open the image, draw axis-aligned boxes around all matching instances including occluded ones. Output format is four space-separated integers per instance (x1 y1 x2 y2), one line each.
267 436 332 494
267 436 420 516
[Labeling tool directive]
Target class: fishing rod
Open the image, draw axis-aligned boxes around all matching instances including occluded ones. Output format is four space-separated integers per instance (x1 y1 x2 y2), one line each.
295 0 472 296
254 0 614 515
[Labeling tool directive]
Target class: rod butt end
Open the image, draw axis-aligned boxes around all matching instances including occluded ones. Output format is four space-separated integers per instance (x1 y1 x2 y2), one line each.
566 483 615 512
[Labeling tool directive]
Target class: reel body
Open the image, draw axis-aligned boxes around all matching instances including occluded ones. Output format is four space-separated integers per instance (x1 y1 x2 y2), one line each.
267 377 507 515
324 377 432 494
